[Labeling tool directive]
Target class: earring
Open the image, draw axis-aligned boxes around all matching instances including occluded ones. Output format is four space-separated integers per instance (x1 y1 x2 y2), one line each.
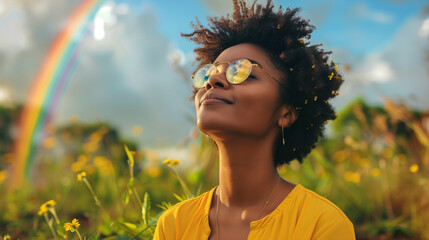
282 125 285 145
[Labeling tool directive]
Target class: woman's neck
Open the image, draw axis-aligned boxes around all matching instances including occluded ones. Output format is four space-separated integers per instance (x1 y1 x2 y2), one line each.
214 137 279 208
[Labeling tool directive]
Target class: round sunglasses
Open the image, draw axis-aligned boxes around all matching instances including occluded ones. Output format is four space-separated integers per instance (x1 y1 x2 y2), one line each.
191 58 285 88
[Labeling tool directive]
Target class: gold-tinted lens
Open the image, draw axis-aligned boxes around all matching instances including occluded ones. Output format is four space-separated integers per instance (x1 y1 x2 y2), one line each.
193 64 217 88
226 59 252 84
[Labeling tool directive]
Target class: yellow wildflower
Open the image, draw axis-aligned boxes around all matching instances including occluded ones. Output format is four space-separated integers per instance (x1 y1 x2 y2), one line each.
89 132 102 143
333 150 346 162
38 205 48 216
64 222 72 231
94 156 113 175
371 168 381 177
44 200 56 207
64 218 80 232
77 171 87 181
83 141 99 152
38 200 56 216
344 171 360 183
289 68 293 71
334 64 338 72
3 235 11 240
409 164 419 173
133 125 143 136
77 154 89 163
314 96 318 101
0 170 8 183
94 156 108 167
299 39 306 44
162 157 181 167
146 166 162 178
71 161 85 173
328 72 334 80
304 99 308 104
312 65 315 69
359 158 369 167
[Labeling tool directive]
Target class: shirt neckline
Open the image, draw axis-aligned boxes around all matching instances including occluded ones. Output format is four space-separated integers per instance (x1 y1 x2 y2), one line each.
203 183 303 233
250 184 302 229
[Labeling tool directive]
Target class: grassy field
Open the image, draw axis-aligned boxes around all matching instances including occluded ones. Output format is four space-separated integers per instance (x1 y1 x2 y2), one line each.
0 98 428 239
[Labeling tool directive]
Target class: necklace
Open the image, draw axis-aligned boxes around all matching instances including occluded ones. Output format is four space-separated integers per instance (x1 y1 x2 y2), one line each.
215 176 280 240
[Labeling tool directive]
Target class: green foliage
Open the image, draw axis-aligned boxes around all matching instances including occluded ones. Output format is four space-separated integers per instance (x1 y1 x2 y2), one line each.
0 98 428 239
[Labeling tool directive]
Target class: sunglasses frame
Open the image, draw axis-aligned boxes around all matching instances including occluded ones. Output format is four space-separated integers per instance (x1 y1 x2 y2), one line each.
191 58 286 89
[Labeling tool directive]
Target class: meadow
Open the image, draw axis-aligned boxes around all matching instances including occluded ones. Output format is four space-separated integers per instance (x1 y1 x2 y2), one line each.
0 98 428 240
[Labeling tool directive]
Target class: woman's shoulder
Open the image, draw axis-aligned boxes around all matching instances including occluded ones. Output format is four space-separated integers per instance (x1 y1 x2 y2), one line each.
267 184 355 239
158 187 216 222
293 184 351 221
154 188 216 239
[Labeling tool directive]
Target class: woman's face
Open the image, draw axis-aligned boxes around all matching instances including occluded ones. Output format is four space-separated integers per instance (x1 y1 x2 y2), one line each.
194 43 286 140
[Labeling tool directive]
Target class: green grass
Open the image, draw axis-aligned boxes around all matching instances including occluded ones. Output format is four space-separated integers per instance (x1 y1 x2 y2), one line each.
0 98 428 239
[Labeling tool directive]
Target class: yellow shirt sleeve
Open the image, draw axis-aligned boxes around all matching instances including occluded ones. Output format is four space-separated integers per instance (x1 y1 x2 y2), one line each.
315 220 355 240
153 188 214 240
153 208 176 240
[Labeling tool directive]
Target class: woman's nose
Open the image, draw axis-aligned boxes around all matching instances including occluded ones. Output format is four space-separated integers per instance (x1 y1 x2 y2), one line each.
205 70 230 90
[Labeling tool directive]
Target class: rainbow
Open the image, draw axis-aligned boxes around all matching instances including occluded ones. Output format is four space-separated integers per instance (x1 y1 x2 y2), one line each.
10 0 105 186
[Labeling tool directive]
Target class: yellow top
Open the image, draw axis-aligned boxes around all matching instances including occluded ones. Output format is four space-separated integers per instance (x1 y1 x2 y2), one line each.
153 184 355 240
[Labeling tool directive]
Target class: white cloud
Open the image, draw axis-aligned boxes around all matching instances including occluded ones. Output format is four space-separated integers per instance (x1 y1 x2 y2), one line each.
114 3 129 15
0 86 12 106
199 0 267 14
333 15 429 110
0 7 29 55
419 17 429 37
363 54 394 83
93 18 105 40
168 46 186 67
0 0 195 148
92 3 116 41
0 2 5 16
352 2 393 24
55 2 195 147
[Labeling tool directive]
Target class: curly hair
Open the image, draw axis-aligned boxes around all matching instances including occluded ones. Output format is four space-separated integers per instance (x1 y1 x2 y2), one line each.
182 0 343 166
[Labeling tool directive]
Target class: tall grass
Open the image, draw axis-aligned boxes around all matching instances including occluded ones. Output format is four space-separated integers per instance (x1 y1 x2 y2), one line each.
0 98 428 239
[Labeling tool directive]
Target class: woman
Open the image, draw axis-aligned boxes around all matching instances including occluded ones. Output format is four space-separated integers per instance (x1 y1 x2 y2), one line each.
154 0 355 239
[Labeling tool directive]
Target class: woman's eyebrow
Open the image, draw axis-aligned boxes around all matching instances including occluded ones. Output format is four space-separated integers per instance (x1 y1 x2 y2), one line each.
248 58 261 65
213 58 264 68
248 58 272 73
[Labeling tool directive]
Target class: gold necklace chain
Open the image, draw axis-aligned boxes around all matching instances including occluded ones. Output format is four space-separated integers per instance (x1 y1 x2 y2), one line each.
215 176 280 240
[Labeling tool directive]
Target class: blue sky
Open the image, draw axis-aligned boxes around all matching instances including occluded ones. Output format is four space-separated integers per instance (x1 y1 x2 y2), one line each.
130 0 428 54
0 0 428 150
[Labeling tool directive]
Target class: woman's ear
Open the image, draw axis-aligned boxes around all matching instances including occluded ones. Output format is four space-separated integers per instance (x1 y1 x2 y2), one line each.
278 104 298 128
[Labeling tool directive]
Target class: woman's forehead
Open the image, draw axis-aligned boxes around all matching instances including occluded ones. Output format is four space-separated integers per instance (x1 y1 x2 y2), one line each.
214 43 272 64
214 43 283 78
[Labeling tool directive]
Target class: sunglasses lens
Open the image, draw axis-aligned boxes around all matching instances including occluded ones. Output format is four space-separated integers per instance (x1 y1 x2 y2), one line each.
226 59 252 84
193 64 217 88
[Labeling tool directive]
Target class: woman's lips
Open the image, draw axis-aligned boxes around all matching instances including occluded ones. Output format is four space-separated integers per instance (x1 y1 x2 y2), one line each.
200 92 233 105
201 98 231 105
